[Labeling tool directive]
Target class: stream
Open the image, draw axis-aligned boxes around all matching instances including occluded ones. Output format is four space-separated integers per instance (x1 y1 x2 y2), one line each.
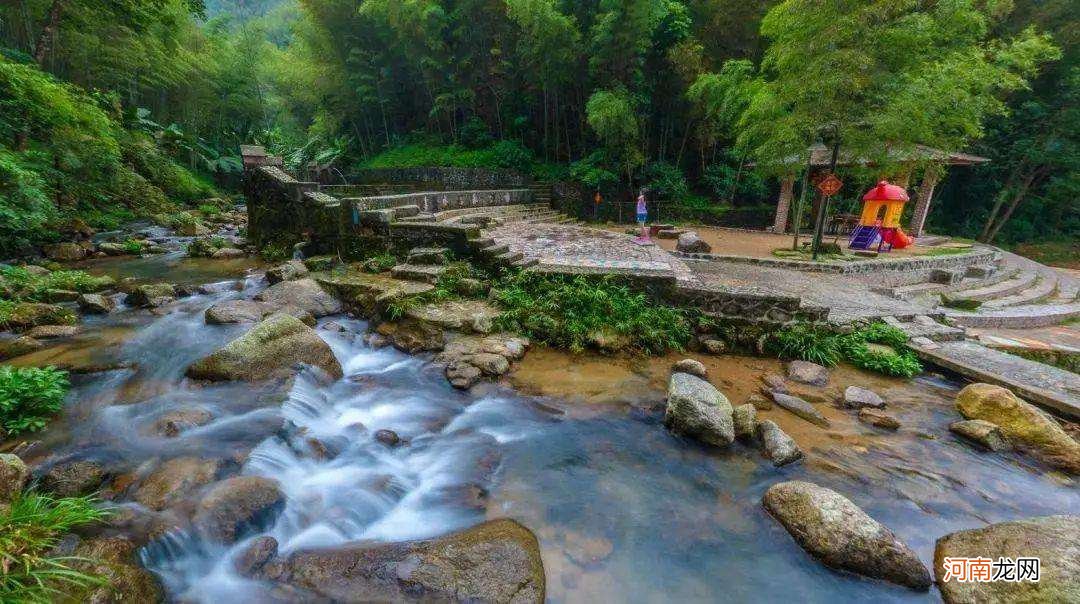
7 247 1079 603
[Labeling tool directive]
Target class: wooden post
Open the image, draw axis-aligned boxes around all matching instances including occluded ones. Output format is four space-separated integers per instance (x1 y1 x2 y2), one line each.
910 170 941 238
773 176 796 233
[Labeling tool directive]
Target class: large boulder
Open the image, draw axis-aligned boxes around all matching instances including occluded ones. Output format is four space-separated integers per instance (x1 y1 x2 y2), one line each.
266 260 309 285
405 300 501 335
786 360 829 387
763 481 931 590
955 383 1080 474
676 231 712 254
770 392 830 428
2 302 75 331
934 515 1078 603
193 476 285 544
133 457 222 511
77 293 115 314
664 372 734 447
205 299 271 325
255 278 342 318
0 454 29 503
257 519 544 603
42 242 88 262
756 420 802 467
125 283 177 308
66 537 164 603
186 313 343 382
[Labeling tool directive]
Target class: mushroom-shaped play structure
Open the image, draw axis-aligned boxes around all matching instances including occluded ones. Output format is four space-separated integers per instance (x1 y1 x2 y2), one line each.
849 181 914 251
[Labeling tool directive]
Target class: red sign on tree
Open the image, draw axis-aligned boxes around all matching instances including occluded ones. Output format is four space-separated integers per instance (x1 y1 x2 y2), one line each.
817 174 843 196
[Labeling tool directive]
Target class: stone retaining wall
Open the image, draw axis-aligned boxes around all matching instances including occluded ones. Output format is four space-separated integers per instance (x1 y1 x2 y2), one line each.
351 167 529 190
674 249 999 275
346 189 532 213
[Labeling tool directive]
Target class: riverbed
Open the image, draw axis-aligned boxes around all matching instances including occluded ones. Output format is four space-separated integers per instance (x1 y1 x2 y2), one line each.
5 251 1079 603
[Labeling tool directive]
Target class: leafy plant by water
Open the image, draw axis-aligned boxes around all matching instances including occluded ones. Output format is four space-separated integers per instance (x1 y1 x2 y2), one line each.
767 322 842 366
491 271 690 354
767 322 923 378
0 492 108 603
0 266 113 302
0 366 69 436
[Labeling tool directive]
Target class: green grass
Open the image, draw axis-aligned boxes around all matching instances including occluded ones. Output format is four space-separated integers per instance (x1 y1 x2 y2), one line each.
0 266 113 301
0 366 70 436
198 203 222 217
1011 240 1079 270
491 271 691 354
940 295 982 311
767 322 923 378
0 492 108 603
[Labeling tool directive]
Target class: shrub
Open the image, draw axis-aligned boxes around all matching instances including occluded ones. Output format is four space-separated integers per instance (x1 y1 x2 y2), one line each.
0 150 56 258
491 271 690 354
644 162 689 201
766 323 843 366
122 239 144 255
198 203 222 217
0 491 107 603
0 266 113 301
767 322 923 378
0 366 69 436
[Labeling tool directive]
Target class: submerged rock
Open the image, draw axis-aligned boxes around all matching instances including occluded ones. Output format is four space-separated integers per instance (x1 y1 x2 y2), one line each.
235 536 279 576
0 454 29 503
25 324 79 339
763 481 931 590
732 404 757 442
186 313 343 382
949 419 1012 452
858 408 900 431
956 383 1080 474
258 518 544 603
150 407 215 437
133 457 222 511
770 392 830 428
842 386 885 409
205 299 271 325
673 358 707 378
255 278 342 318
125 283 177 308
194 476 285 544
67 536 164 603
761 373 789 395
786 361 829 387
755 420 802 467
0 336 43 360
664 372 734 447
934 515 1079 603
39 459 110 497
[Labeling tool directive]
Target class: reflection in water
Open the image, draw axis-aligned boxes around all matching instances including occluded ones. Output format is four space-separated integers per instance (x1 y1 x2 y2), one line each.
14 255 1078 603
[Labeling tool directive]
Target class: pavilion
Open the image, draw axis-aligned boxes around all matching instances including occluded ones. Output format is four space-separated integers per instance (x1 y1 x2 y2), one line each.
770 144 989 238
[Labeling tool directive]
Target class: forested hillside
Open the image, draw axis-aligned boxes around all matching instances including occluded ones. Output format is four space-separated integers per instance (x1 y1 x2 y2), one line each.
0 0 1076 259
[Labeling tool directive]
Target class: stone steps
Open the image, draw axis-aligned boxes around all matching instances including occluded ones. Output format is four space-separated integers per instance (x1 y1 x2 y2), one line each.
982 275 1059 309
391 264 447 285
892 267 1021 301
946 270 1039 303
407 247 450 265
884 315 965 342
948 302 1080 329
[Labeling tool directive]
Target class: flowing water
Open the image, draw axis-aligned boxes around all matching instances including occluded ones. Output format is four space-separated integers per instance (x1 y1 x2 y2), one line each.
7 251 1079 603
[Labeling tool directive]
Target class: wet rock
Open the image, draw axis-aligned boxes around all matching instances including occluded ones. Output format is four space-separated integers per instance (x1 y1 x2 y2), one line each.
0 336 43 360
98 242 133 256
259 518 544 603
701 339 726 355
842 385 885 409
0 454 29 503
732 404 757 442
859 408 900 431
763 481 931 590
43 242 88 261
321 321 348 333
786 361 829 387
664 372 735 447
40 460 109 497
756 420 802 467
134 457 222 511
445 360 483 390
173 284 198 298
125 283 177 308
934 515 1078 603
406 300 501 335
212 247 247 259
378 320 446 353
673 358 707 378
470 352 511 376
2 302 75 331
194 476 285 544
956 383 1080 474
25 324 79 339
949 419 1012 452
67 536 164 603
205 299 270 325
255 278 342 318
42 288 79 302
235 536 279 576
676 231 711 254
770 392 830 428
375 429 401 447
762 373 789 394
78 292 115 314
186 313 343 382
266 260 310 284
746 393 773 411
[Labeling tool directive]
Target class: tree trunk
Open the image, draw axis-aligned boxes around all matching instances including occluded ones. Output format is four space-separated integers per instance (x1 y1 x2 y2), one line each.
979 166 1022 242
33 0 65 66
985 168 1045 244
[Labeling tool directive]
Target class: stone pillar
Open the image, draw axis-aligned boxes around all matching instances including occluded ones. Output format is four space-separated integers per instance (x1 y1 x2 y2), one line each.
773 176 796 233
910 171 941 238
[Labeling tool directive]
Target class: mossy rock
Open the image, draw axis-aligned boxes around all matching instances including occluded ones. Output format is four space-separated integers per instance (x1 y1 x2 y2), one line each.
1 303 77 331
186 313 343 381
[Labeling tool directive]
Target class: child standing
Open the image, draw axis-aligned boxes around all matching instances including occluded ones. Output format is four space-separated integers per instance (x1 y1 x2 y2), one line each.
635 189 650 243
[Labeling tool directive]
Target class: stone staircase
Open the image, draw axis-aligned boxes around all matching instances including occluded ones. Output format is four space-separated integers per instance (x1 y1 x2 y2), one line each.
437 203 578 227
391 247 451 284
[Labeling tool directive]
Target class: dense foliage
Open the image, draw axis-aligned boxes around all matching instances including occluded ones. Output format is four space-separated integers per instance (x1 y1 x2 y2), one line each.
768 322 923 378
493 271 691 353
0 365 69 436
0 491 107 603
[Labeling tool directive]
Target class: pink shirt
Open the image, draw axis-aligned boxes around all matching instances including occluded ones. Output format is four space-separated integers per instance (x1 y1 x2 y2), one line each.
636 195 647 214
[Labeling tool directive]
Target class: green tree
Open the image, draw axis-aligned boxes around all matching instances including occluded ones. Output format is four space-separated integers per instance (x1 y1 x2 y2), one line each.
586 88 643 184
